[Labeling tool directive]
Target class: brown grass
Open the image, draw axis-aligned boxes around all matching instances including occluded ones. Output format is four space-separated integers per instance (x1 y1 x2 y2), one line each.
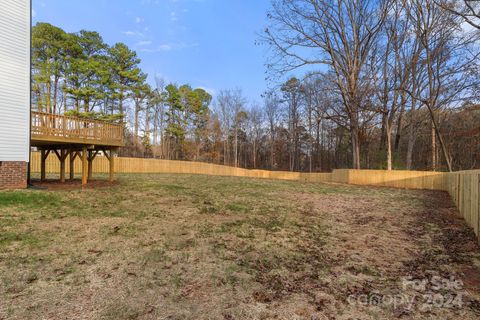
0 174 479 319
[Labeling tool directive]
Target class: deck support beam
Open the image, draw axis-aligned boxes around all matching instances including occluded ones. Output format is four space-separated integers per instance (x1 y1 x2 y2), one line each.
40 149 50 182
87 150 99 181
81 146 88 186
60 150 66 183
103 148 116 182
54 149 70 183
110 150 115 182
69 150 78 181
36 144 120 186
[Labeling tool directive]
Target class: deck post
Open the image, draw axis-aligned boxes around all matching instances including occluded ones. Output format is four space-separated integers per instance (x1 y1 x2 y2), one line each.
109 149 115 182
40 149 47 181
69 150 76 181
88 150 93 181
59 149 67 183
82 146 88 186
87 150 99 182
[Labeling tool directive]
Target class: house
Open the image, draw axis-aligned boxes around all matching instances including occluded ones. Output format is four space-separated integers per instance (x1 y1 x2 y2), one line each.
0 0 31 189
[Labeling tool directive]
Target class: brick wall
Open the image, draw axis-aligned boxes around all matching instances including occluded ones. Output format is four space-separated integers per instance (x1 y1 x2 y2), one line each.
0 161 27 189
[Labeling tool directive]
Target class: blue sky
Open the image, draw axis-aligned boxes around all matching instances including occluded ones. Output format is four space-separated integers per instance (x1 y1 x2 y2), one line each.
32 0 272 102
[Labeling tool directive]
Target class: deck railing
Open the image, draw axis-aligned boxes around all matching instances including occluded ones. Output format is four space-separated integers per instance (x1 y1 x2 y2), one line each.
31 111 124 146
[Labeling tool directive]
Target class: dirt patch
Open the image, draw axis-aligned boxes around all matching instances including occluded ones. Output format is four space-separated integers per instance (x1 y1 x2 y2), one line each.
30 179 119 190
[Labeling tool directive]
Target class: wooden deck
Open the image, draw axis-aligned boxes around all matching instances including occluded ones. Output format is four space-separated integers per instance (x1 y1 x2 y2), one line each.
31 111 124 147
30 111 124 185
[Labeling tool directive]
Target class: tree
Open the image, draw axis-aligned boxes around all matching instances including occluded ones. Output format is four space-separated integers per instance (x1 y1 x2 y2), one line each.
435 0 480 29
264 0 388 169
405 0 480 171
247 104 264 168
132 81 151 140
32 23 68 114
281 77 304 171
264 91 281 169
164 84 185 159
192 88 212 159
370 0 410 170
109 43 145 116
214 89 246 166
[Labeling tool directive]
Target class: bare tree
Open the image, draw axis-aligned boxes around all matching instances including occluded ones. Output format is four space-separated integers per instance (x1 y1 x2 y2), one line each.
281 77 304 171
214 89 247 166
264 0 388 168
371 0 410 170
406 0 480 171
248 104 264 169
264 91 281 169
435 0 480 29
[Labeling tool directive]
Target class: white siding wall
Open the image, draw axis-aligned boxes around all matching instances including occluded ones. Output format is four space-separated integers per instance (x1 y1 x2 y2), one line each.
0 0 30 161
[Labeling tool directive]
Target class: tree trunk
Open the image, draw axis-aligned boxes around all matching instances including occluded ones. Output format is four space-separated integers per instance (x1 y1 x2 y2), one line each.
270 136 275 169
119 87 124 115
350 121 361 169
379 113 387 151
427 107 452 172
62 86 67 113
386 122 393 171
134 101 140 139
431 122 437 171
46 81 52 114
406 99 417 170
253 139 256 169
53 77 58 115
316 121 321 171
234 128 238 167
84 97 90 113
394 91 407 152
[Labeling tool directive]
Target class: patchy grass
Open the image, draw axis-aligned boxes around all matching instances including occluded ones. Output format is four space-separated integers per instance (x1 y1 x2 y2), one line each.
0 191 59 208
0 173 479 320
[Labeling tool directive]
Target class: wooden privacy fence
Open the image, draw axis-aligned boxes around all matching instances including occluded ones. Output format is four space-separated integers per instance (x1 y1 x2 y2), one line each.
30 152 479 241
447 171 480 240
30 152 446 188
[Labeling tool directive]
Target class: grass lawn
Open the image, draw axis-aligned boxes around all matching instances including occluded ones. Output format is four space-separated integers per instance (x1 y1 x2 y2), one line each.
0 174 479 319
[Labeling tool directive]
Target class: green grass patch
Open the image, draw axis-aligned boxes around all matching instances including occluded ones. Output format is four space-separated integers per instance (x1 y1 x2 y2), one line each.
0 191 59 208
226 202 249 213
0 231 43 248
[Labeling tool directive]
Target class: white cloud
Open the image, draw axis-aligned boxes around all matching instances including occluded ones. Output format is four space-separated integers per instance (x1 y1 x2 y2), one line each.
158 44 173 51
140 44 171 52
135 17 144 23
139 42 198 53
136 40 153 46
123 30 145 37
32 9 36 17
